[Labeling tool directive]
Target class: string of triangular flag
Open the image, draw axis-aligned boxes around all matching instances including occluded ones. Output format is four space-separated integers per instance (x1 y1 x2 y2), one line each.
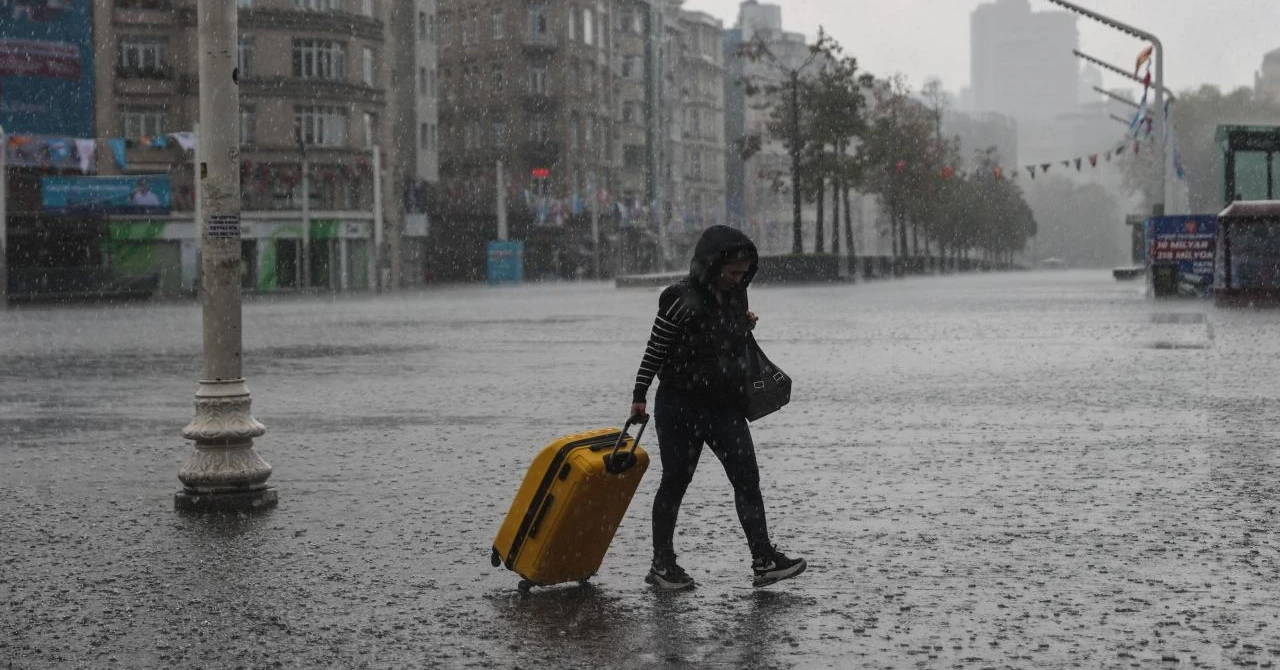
3 131 197 173
890 133 1158 183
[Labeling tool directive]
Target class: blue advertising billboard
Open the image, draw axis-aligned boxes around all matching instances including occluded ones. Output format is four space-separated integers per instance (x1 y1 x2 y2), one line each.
1146 215 1216 296
42 175 172 216
487 241 524 284
0 0 95 137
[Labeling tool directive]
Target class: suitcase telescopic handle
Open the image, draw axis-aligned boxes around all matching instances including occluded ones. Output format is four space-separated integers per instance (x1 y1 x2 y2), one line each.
605 413 648 474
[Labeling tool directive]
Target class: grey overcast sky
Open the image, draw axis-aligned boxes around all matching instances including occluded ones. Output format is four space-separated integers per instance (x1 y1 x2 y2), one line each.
682 0 1280 97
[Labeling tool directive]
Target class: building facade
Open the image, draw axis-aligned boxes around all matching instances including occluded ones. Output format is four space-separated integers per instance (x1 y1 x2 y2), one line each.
435 0 617 278
673 9 726 259
970 0 1078 165
391 0 440 284
723 0 818 256
76 0 435 294
1256 48 1280 104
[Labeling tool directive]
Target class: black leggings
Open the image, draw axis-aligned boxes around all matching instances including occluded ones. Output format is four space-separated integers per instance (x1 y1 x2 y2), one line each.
651 386 772 562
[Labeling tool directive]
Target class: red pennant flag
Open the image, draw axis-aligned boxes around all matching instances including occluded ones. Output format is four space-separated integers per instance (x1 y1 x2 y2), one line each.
895 160 907 172
993 167 1003 181
1089 154 1098 167
942 165 955 179
1041 163 1052 174
1134 141 1140 154
1142 71 1152 88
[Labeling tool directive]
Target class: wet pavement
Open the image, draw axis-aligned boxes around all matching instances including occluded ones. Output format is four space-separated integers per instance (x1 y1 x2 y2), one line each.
2 270 1279 669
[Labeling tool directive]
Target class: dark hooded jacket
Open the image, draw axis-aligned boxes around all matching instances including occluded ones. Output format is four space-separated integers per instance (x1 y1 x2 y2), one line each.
636 225 760 407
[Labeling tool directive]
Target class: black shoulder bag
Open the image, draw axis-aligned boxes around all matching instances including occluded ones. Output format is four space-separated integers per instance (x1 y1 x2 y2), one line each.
743 334 791 422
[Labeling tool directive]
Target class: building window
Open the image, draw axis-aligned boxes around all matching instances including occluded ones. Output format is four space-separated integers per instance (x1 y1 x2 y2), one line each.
430 68 438 97
361 46 375 86
431 124 438 151
420 122 429 150
363 112 378 148
621 54 640 80
439 13 450 43
419 11 428 39
419 67 427 94
360 0 372 17
294 105 347 147
582 7 594 45
462 65 478 94
528 65 547 94
528 4 548 38
237 0 253 7
240 105 256 145
530 117 550 142
121 105 167 138
294 0 340 10
491 7 504 39
236 35 255 78
491 64 504 92
492 119 507 148
292 39 345 81
568 5 577 41
462 13 478 45
623 145 644 169
118 36 168 78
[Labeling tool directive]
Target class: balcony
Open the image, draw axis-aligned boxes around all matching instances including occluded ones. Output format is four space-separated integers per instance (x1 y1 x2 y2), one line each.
113 0 179 26
523 140 562 167
522 32 558 54
116 64 173 81
115 65 176 97
521 93 558 113
238 77 385 105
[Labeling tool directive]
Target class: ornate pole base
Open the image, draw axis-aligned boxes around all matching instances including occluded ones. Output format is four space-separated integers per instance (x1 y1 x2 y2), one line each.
175 379 277 513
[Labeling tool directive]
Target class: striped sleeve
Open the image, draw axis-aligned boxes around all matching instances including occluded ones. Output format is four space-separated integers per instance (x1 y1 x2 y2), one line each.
633 292 691 403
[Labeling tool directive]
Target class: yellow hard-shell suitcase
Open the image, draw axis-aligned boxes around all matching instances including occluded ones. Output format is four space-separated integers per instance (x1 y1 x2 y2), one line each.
491 416 650 593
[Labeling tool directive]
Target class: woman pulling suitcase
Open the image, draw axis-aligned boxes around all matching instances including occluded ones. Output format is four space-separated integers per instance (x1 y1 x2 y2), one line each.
630 225 806 590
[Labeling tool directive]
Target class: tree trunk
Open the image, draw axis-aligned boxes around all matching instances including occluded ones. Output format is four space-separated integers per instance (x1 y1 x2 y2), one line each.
815 178 825 254
898 213 909 274
843 184 855 281
890 205 899 259
831 172 840 258
789 71 803 255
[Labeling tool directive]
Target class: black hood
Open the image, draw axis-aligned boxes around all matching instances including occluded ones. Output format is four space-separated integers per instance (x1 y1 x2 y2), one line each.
688 225 759 289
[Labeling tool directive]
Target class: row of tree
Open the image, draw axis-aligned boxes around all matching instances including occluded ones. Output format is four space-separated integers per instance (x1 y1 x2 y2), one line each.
740 30 1037 265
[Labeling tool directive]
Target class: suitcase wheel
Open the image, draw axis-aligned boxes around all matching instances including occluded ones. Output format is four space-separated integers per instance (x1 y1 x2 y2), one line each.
517 579 535 596
490 548 502 568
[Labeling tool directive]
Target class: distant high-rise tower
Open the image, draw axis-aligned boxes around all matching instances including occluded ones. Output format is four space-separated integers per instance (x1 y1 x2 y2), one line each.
970 0 1078 122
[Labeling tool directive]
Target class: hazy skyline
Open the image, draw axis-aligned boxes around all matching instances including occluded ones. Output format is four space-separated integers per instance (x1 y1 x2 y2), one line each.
682 0 1280 101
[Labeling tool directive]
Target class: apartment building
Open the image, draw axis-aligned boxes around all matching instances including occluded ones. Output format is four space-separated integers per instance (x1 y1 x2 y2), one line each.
90 0 435 292
675 10 726 246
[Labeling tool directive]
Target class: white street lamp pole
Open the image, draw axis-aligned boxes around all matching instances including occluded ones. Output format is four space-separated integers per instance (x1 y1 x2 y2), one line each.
1045 0 1166 215
177 0 276 513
